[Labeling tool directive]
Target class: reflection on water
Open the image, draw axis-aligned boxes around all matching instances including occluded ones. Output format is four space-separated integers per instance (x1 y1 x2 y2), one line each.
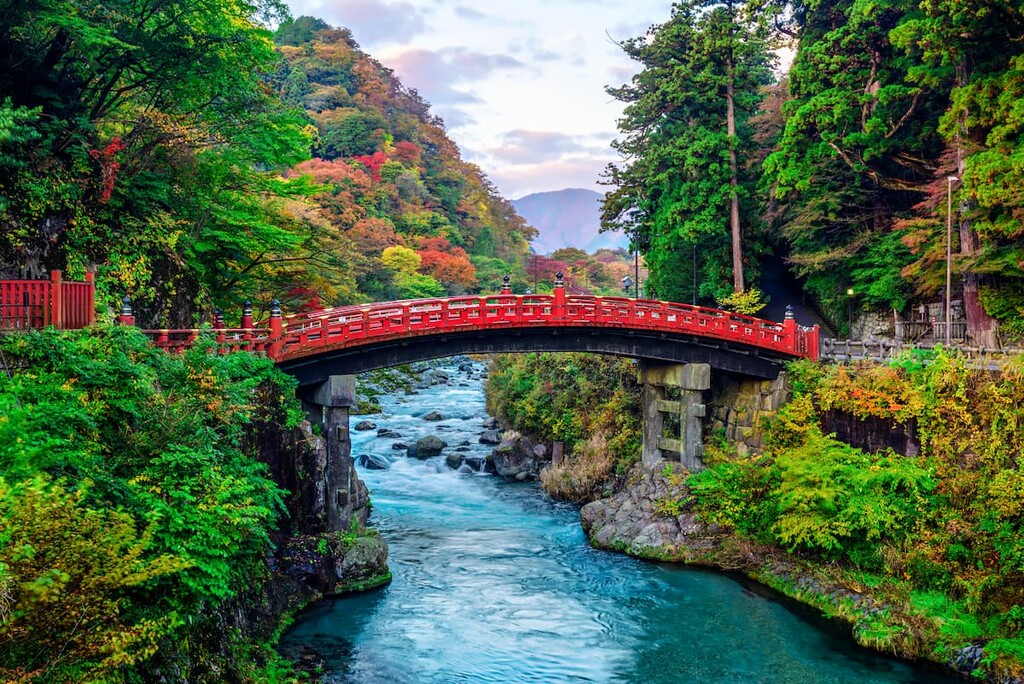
280 361 957 684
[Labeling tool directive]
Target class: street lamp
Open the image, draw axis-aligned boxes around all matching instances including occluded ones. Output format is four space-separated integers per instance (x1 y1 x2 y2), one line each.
846 288 855 338
621 275 633 297
945 175 959 346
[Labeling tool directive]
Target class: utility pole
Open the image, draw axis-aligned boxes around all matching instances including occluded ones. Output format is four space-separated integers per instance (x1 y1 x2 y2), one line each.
946 176 958 346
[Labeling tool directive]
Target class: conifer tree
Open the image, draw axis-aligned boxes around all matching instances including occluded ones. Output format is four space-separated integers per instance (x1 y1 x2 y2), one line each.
603 1 772 303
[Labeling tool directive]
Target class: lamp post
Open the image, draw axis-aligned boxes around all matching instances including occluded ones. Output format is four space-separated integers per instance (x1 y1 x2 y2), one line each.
622 275 633 297
846 288 855 338
945 175 959 346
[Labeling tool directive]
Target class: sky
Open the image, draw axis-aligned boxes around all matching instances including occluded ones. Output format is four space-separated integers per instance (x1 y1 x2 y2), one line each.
281 0 676 200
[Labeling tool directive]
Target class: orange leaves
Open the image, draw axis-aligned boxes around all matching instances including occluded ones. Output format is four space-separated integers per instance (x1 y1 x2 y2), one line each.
413 236 476 290
815 363 925 422
291 157 372 189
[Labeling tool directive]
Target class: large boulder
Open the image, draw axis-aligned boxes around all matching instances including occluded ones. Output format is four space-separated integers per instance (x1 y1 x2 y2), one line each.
479 429 502 445
482 417 500 429
445 452 465 470
491 432 546 481
330 531 391 595
353 420 377 431
423 411 445 422
356 453 390 470
408 434 447 459
377 428 402 439
580 464 727 560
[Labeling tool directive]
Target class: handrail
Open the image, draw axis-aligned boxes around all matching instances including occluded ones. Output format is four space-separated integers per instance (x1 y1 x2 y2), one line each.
275 294 818 362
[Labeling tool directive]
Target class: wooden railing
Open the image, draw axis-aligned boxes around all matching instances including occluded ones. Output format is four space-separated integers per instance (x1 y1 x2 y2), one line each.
274 289 819 362
0 271 95 330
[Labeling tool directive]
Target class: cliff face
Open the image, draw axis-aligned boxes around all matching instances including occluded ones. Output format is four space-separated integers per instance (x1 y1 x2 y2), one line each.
243 382 388 599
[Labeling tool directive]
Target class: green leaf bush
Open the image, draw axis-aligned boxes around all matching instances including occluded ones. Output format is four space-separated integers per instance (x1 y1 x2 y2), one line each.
0 327 300 682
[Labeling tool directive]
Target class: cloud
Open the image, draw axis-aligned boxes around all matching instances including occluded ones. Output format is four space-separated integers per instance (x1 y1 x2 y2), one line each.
486 130 593 164
287 0 431 47
453 5 488 21
487 156 614 200
384 47 527 106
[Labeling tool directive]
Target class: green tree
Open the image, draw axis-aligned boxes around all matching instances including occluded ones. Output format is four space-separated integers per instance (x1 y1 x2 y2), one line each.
762 0 944 317
603 1 773 303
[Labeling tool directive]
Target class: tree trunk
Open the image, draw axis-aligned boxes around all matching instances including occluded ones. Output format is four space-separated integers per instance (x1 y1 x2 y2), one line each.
727 54 744 293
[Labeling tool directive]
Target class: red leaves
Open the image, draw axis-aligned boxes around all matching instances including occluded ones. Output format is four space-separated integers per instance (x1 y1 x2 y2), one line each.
88 137 126 204
353 151 388 181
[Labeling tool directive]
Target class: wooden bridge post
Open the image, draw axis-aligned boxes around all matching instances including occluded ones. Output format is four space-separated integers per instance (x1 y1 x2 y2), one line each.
48 270 62 328
116 296 135 326
308 375 357 533
638 361 711 471
553 272 566 320
268 300 282 360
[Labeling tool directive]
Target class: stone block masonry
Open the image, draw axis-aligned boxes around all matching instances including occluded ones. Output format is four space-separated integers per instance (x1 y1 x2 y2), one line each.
707 371 789 455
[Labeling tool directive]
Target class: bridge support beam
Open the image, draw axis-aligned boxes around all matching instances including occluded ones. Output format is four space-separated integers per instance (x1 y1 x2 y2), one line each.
308 375 357 532
638 362 710 471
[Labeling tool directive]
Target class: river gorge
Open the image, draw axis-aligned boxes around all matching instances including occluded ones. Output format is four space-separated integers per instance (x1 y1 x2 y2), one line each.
279 359 959 683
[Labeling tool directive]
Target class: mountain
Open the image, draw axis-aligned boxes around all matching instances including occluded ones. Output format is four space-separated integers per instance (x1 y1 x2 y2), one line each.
512 189 628 255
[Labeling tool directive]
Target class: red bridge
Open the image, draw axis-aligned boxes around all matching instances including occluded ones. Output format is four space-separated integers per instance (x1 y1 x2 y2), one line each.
2 274 819 383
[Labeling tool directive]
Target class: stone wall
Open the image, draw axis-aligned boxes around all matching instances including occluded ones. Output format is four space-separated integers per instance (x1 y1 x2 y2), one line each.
707 371 789 454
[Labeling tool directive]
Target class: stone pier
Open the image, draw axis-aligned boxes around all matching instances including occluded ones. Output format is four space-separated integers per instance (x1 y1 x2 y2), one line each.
306 374 359 532
638 362 711 471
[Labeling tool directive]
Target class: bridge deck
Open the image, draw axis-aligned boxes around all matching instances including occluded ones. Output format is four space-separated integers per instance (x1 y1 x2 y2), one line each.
276 292 818 364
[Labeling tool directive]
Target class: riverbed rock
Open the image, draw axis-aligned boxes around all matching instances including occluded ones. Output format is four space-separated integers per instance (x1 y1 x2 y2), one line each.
445 453 465 469
377 428 402 439
330 531 391 595
491 432 545 481
354 420 377 431
408 435 447 459
580 464 727 560
423 411 445 421
422 369 450 386
463 456 487 471
391 442 407 451
482 417 500 429
479 429 502 445
356 453 391 470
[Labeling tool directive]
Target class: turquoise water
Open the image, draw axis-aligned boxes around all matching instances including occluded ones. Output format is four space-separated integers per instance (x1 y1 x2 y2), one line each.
279 362 958 684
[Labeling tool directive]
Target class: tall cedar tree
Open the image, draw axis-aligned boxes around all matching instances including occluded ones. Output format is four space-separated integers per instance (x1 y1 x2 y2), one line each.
602 1 772 303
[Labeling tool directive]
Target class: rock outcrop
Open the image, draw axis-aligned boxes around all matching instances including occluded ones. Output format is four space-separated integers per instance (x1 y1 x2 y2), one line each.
580 465 727 561
408 434 447 458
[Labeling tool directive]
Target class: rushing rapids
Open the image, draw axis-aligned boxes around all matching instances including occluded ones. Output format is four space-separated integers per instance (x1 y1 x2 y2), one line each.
279 359 957 684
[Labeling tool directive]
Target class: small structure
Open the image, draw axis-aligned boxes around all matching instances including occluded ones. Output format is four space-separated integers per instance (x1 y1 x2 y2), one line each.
0 271 95 330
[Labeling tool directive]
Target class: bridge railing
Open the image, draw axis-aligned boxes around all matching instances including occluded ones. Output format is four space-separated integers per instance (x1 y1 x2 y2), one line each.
0 271 95 330
278 291 819 361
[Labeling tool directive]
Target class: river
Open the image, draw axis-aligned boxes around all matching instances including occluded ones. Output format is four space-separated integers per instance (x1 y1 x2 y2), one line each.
279 359 958 684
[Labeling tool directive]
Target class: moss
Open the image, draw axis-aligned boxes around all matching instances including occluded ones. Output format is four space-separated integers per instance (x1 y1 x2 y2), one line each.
335 570 392 594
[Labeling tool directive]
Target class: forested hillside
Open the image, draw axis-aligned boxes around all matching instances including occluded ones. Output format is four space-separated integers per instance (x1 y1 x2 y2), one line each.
604 0 1024 341
0 7 534 327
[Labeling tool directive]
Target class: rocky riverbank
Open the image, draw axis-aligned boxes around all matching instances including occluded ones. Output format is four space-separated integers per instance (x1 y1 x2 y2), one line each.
580 463 1019 684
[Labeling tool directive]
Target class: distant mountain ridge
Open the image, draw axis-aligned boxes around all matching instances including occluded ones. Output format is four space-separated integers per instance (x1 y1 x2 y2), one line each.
512 188 628 255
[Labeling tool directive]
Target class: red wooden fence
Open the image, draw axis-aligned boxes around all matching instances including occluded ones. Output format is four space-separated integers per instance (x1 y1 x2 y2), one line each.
0 271 95 330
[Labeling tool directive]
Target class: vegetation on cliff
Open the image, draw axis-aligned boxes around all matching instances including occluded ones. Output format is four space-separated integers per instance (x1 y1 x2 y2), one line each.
684 353 1024 677
0 327 303 683
485 353 641 502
